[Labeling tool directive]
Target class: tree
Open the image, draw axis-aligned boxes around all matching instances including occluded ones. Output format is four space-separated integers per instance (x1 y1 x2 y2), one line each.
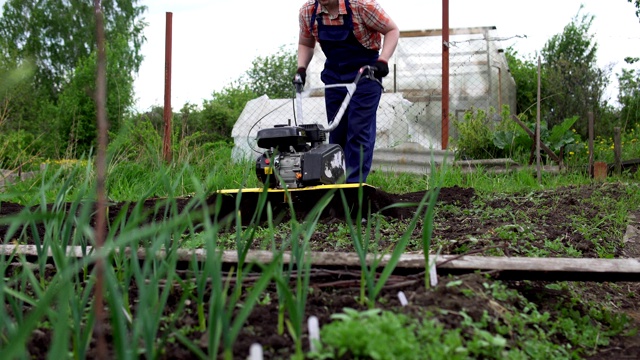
242 46 298 99
505 47 540 119
540 8 610 138
57 34 141 157
146 45 295 146
0 0 145 98
630 0 640 21
0 0 147 158
200 82 256 142
617 57 640 131
184 46 295 143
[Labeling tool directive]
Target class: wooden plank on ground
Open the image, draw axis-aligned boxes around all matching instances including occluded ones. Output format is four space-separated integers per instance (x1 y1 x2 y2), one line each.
2 245 639 282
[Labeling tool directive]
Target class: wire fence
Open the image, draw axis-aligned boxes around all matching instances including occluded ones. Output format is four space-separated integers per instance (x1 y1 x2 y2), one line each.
232 27 516 162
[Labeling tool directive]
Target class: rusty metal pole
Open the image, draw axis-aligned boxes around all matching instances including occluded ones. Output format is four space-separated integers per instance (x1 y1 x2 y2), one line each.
163 12 173 163
441 0 450 150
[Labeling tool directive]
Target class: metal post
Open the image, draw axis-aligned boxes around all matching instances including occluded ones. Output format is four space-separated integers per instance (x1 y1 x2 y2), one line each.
485 29 492 111
163 12 173 163
491 65 503 112
441 0 450 150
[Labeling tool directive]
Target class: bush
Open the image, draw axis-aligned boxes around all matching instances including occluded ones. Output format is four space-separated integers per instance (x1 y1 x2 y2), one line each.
0 130 43 169
451 107 517 160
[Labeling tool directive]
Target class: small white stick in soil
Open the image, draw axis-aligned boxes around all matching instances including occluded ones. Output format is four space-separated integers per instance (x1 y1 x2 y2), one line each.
397 291 408 306
250 343 263 360
430 264 438 287
121 306 132 324
308 315 320 352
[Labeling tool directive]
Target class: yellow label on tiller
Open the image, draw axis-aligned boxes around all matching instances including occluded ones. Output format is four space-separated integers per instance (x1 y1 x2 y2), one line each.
264 167 273 175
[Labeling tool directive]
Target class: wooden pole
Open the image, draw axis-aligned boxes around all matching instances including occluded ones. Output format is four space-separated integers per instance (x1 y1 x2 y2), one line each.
163 12 173 164
614 127 622 175
92 1 108 357
536 57 541 182
588 112 594 177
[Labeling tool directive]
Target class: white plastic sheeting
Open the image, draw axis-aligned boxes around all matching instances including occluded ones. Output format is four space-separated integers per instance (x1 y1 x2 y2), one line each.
231 92 413 162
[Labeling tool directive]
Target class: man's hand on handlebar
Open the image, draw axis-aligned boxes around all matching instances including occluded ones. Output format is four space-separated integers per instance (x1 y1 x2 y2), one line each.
293 67 306 93
373 60 389 78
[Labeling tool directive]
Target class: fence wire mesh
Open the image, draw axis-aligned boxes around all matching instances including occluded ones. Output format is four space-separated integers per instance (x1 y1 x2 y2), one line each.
232 27 516 166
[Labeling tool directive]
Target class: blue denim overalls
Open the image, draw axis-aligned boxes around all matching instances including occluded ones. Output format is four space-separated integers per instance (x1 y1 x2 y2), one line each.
310 0 383 183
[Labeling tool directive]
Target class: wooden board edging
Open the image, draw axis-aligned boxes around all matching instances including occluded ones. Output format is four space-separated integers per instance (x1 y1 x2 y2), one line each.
2 245 639 281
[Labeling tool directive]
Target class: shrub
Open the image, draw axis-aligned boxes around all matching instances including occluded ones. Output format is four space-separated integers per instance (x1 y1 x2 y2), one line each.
451 108 499 160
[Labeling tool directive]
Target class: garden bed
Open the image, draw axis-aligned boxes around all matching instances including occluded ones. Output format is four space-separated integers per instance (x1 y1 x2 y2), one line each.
1 182 639 359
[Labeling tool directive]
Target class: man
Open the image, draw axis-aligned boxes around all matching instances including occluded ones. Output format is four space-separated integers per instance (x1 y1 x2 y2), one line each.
296 0 399 183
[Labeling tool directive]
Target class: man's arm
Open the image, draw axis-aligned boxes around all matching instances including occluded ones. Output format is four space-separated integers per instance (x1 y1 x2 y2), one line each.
297 35 316 69
378 18 399 63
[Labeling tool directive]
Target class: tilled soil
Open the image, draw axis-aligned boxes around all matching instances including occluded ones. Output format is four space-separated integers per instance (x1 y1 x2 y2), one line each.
2 182 640 359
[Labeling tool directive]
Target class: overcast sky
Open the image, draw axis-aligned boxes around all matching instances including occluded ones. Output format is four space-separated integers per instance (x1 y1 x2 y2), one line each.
133 0 640 111
2 1 639 110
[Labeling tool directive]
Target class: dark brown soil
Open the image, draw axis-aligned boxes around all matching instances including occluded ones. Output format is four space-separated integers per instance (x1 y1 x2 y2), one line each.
2 182 640 359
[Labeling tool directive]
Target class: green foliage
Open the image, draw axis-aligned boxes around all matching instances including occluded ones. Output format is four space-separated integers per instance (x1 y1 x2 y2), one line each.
630 0 640 20
540 8 609 137
506 7 622 140
0 0 145 96
452 108 498 160
58 36 137 158
0 0 146 158
182 46 296 143
452 104 581 164
0 61 42 167
0 143 637 358
495 115 580 158
452 107 517 160
310 309 423 359
201 82 257 142
546 116 580 152
0 130 42 168
491 111 531 160
309 283 625 360
107 117 162 165
56 53 100 158
0 58 56 155
505 48 540 119
617 57 640 131
0 59 35 94
242 46 297 99
492 128 530 158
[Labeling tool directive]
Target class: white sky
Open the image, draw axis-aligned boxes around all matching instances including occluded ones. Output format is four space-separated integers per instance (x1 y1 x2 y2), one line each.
133 0 640 112
2 1 639 110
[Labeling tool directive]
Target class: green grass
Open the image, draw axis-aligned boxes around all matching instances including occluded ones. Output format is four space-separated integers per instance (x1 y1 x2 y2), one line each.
0 141 638 359
309 277 632 360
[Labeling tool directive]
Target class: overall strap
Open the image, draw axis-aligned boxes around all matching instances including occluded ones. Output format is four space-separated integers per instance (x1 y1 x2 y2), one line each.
309 1 319 33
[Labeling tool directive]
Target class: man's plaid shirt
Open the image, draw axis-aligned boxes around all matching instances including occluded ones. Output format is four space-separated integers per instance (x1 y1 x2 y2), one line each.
298 0 392 51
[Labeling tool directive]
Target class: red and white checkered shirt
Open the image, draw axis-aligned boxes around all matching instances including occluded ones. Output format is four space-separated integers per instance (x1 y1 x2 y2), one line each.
298 0 392 51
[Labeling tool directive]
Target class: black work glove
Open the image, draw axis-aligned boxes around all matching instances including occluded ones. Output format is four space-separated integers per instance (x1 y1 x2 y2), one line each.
373 60 389 78
294 67 307 87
